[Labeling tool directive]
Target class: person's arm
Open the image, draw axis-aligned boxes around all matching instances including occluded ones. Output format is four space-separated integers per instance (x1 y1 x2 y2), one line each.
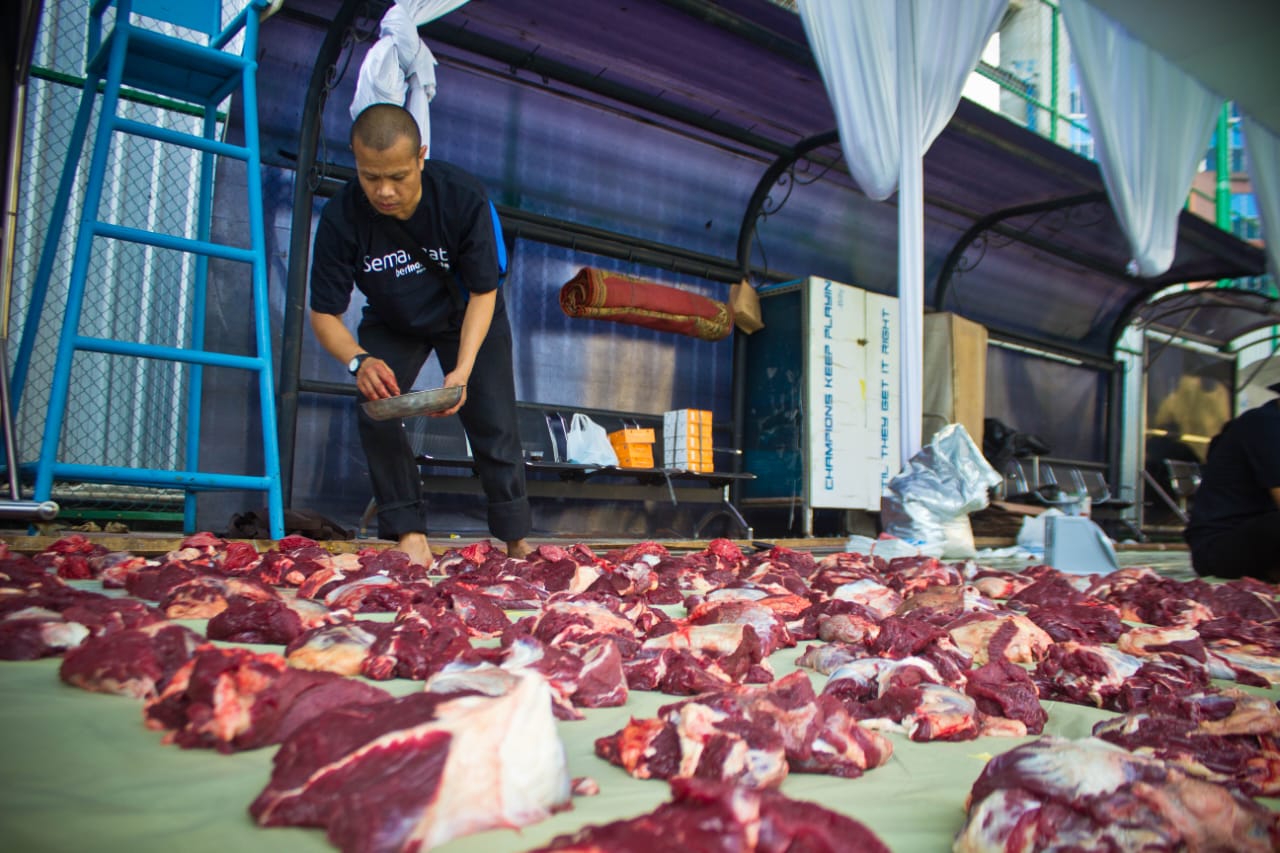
309 309 399 400
1272 487 1280 510
435 289 496 417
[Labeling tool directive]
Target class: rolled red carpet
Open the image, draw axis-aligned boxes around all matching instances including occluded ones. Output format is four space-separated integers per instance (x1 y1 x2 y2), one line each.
559 267 732 341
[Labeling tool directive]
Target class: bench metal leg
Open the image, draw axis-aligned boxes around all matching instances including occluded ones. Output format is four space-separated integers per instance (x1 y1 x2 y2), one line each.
1140 469 1188 524
359 497 378 538
693 487 754 540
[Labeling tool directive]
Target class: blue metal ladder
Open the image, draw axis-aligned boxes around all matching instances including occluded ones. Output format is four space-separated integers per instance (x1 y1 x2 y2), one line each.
12 0 283 539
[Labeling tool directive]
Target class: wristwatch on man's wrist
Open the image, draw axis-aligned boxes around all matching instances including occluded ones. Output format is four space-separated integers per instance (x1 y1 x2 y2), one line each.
348 352 371 376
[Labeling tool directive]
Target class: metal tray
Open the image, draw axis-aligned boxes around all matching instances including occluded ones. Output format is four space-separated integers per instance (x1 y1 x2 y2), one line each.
360 386 464 421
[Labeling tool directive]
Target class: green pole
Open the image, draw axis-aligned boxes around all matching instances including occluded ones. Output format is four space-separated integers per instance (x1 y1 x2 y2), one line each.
1050 4 1060 143
1216 102 1231 230
1215 103 1231 290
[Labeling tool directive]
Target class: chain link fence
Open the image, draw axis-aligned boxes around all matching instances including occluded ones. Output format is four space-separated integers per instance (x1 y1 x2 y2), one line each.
10 0 243 524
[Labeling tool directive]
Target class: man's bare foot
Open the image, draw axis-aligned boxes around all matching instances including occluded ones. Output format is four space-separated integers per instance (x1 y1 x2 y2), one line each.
506 538 534 560
394 532 433 569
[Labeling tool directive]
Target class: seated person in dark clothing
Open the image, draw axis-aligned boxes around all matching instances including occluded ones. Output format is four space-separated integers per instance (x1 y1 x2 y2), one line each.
1184 383 1280 582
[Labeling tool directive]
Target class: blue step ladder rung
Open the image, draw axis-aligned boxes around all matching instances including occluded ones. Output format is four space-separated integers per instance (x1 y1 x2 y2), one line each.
110 117 252 160
90 221 259 263
12 0 283 540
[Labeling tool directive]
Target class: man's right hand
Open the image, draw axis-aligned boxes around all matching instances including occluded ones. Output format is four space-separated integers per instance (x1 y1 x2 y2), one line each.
355 356 400 400
309 310 402 400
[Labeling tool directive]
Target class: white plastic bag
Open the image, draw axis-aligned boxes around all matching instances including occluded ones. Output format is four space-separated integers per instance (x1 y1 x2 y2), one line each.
881 423 1001 558
565 414 619 467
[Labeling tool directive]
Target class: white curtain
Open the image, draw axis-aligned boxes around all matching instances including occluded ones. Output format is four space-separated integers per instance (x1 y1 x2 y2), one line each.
797 0 1005 202
1243 119 1280 281
1060 0 1219 278
349 0 470 154
797 0 1004 467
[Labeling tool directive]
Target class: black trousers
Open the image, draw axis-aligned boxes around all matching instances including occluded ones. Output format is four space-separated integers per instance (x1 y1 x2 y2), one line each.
1189 509 1280 582
356 307 530 543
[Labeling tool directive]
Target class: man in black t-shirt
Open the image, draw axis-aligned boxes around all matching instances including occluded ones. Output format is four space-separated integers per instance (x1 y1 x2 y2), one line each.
1184 383 1280 582
309 104 531 568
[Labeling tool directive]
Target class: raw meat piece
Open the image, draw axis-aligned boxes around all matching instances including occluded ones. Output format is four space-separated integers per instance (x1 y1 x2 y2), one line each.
640 621 773 686
219 541 261 573
481 635 590 719
145 644 390 752
642 622 765 658
1197 616 1280 654
686 598 794 656
896 582 968 615
531 776 890 853
295 564 348 600
324 574 423 612
34 534 109 579
569 637 628 707
522 545 605 594
1033 641 1142 708
361 612 478 681
160 576 278 619
1114 655 1214 713
503 634 628 711
59 622 203 698
823 656 952 703
1208 647 1280 685
829 577 903 618
250 673 571 852
967 568 1037 600
900 684 980 741
124 563 204 601
206 596 335 645
596 671 892 787
286 622 387 676
965 656 1048 735
439 587 511 637
1093 689 1280 797
795 642 866 675
946 612 1052 665
1097 573 1215 627
882 555 962 594
0 587 164 638
1186 578 1280 623
822 658 984 742
1117 625 1206 661
0 615 89 659
1006 573 1094 610
0 553 70 590
810 552 883 593
59 594 166 635
533 597 643 648
256 546 345 586
97 553 159 588
813 598 882 645
1022 601 1124 643
955 736 1280 853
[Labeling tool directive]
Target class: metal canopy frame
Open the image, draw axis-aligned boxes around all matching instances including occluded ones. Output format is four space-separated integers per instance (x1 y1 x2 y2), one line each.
269 0 1270 508
1129 287 1280 352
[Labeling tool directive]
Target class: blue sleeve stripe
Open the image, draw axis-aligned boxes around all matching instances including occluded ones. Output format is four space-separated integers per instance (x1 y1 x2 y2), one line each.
490 200 508 280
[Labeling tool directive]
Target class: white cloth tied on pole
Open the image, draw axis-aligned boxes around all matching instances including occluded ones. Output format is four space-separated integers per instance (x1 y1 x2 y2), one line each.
1060 0 1220 278
349 0 470 154
797 0 1004 203
796 0 1003 469
1243 118 1280 282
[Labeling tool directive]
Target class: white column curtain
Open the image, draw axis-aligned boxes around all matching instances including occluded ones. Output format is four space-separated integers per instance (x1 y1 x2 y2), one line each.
796 0 1005 466
349 0 470 155
1061 0 1280 282
1243 119 1280 283
1059 0 1219 278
